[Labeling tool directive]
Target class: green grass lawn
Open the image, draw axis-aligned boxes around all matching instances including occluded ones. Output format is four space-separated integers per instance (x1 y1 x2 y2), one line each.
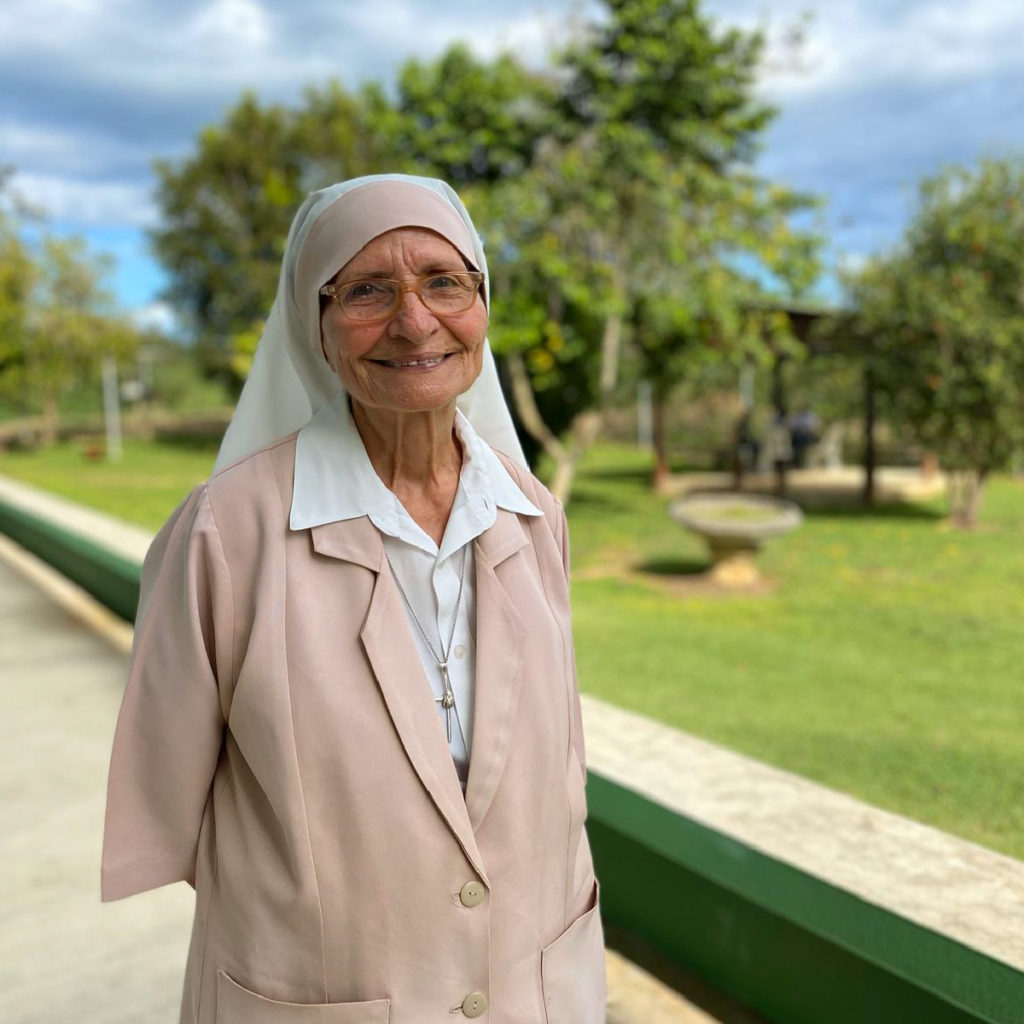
568 444 1024 860
2 437 1022 859
0 437 217 531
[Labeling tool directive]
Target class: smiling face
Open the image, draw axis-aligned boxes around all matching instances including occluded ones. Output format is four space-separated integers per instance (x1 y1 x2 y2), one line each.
319 227 487 417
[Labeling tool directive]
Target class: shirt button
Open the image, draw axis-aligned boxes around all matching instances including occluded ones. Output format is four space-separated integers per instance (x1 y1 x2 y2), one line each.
459 880 485 907
454 644 466 659
462 991 488 1017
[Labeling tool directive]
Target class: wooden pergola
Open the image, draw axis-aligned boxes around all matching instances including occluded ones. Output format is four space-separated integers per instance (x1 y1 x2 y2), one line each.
743 300 882 504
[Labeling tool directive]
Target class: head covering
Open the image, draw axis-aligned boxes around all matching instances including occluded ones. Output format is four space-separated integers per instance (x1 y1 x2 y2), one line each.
213 173 525 473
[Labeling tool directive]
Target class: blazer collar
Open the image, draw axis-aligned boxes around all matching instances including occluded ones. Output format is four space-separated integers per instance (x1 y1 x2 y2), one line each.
309 515 381 572
311 503 531 573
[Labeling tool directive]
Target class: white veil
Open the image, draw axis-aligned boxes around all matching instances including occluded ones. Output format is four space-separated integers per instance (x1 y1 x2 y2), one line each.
213 173 525 473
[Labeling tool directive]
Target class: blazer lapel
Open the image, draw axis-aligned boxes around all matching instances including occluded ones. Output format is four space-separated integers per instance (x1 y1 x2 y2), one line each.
312 517 487 882
310 510 535 869
465 510 529 831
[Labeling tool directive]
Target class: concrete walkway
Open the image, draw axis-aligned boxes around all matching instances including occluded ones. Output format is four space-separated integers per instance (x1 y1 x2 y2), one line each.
0 539 193 1024
0 535 712 1024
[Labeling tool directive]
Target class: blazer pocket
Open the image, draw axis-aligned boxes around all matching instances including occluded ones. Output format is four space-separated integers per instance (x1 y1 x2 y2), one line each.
216 970 390 1023
540 879 607 1023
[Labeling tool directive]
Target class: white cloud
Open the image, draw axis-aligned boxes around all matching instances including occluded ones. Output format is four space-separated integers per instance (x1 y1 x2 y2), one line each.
753 0 1024 102
337 1 569 73
0 121 157 182
130 300 179 335
460 9 573 68
10 172 156 229
836 250 871 276
0 0 97 54
188 0 270 50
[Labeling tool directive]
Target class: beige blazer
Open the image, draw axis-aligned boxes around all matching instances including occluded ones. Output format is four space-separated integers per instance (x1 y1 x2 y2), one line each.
102 433 606 1024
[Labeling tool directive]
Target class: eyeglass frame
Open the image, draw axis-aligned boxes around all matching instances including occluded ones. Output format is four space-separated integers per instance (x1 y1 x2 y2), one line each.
319 271 485 323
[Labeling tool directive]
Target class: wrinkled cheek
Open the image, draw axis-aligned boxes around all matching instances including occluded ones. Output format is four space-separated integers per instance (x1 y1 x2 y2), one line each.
467 345 486 387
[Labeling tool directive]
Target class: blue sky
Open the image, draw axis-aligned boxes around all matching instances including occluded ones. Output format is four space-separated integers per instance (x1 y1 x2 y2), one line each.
2 0 1023 333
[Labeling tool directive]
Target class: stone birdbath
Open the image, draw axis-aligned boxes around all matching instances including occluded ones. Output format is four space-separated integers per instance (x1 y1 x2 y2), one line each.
669 492 803 587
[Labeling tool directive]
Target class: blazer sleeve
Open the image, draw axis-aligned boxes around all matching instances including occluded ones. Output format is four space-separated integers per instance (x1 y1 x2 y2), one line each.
101 484 233 902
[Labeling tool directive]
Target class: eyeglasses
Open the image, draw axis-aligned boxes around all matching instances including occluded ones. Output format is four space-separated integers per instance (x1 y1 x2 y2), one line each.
319 271 485 322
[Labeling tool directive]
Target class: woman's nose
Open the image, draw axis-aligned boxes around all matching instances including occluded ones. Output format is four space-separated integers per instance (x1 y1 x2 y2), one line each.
387 288 439 338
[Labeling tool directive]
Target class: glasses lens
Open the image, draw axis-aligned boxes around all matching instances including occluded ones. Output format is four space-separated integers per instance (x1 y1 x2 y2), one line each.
341 280 399 320
420 273 479 314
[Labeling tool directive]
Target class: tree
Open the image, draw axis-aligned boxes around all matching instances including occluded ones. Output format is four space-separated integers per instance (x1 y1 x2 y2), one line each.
839 157 1024 527
21 236 139 442
0 171 144 437
151 90 388 386
486 0 820 496
364 43 555 188
0 172 35 396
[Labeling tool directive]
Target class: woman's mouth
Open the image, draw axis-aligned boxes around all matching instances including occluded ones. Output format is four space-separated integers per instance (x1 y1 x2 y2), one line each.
373 353 453 369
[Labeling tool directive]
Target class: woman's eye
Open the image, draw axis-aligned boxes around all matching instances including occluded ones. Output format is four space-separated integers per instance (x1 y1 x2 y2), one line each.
426 274 464 291
345 281 390 302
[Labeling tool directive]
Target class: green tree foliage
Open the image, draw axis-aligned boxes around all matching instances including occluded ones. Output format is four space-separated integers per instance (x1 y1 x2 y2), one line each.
494 0 821 491
22 236 139 442
0 171 144 437
0 173 35 384
835 157 1024 527
151 90 388 384
365 43 555 187
560 0 772 168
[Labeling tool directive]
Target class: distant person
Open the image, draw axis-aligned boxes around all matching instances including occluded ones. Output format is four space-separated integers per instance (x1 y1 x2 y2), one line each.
732 410 759 485
102 174 605 1023
790 406 820 468
762 412 793 474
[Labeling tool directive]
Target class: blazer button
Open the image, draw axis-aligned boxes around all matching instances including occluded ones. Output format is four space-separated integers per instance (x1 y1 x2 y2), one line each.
462 991 488 1017
459 881 485 907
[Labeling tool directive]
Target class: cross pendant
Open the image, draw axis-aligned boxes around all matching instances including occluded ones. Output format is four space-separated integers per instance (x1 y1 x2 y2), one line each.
436 662 456 743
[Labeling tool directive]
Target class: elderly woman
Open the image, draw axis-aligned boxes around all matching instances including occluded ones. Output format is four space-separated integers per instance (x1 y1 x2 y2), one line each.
102 174 606 1024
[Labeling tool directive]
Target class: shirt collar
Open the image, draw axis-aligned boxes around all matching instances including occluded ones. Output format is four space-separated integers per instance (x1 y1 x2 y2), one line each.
290 393 542 541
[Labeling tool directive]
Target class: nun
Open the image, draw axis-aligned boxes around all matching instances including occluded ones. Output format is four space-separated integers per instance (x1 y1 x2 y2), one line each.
102 174 606 1024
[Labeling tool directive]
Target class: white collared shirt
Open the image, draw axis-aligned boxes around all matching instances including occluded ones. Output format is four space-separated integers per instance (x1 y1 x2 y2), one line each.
290 393 542 792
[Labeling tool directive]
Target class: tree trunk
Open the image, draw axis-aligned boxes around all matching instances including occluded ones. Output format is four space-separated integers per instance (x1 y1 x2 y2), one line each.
505 349 576 504
948 468 988 528
41 393 59 447
771 356 789 497
863 365 877 506
549 458 577 506
599 309 622 410
507 284 624 505
651 392 670 491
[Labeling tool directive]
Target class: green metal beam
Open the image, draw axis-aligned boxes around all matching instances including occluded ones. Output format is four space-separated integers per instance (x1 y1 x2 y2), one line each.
0 497 141 622
586 772 1024 1024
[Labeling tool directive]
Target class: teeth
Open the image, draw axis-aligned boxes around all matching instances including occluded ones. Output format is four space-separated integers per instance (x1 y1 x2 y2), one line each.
383 356 446 367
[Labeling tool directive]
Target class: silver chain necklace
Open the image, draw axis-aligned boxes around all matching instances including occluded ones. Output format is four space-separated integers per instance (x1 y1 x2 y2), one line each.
384 544 468 744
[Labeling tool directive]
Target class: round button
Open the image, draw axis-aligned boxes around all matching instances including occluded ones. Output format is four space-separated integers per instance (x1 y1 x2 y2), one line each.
459 880 485 907
454 644 466 659
462 991 488 1018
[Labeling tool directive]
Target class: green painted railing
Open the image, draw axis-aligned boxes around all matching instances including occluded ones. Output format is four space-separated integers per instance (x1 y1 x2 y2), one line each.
3 497 1022 1023
586 772 1024 1024
0 497 141 622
